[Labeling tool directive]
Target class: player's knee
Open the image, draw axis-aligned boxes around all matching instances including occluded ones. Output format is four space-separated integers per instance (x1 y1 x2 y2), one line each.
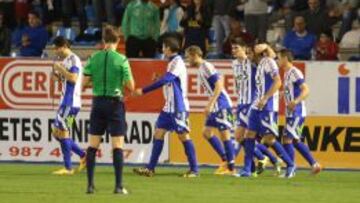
111 136 124 149
219 130 231 141
244 130 256 139
178 133 190 142
263 135 276 145
52 127 69 139
202 129 212 139
282 136 293 144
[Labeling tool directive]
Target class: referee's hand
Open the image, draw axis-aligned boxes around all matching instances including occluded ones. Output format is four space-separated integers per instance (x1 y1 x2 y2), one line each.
132 88 143 97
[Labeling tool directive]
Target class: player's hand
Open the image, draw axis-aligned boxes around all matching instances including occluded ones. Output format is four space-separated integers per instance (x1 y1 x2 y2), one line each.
288 100 297 112
152 72 160 81
257 97 268 110
204 103 214 116
132 88 143 97
53 62 62 72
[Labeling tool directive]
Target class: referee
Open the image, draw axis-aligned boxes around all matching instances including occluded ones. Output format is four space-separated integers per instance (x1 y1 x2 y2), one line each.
82 26 135 194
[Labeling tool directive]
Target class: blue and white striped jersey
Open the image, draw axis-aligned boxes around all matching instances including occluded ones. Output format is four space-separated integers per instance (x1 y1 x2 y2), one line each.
232 58 257 106
60 53 82 108
198 61 232 112
163 55 190 113
284 66 307 117
253 57 279 112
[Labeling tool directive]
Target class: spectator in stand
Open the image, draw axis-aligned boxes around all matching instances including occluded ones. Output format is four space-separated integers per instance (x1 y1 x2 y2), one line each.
158 0 184 55
0 11 11 56
315 30 339 60
340 18 360 49
0 0 16 29
208 0 232 57
93 0 115 31
180 0 211 56
244 0 270 43
301 0 338 37
222 18 255 58
283 15 316 60
15 10 48 57
122 0 160 58
61 0 88 40
160 0 184 35
14 0 31 27
334 0 359 42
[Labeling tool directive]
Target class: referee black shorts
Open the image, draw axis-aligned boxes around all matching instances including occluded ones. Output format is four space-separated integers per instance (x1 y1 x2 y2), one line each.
89 97 127 137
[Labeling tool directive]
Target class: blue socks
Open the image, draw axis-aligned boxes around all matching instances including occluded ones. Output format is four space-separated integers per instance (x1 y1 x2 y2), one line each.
243 138 255 173
207 136 227 161
256 143 278 165
294 142 316 166
254 147 265 160
223 140 235 171
182 140 198 173
70 139 85 158
147 139 164 170
59 138 72 170
272 141 294 167
283 143 295 162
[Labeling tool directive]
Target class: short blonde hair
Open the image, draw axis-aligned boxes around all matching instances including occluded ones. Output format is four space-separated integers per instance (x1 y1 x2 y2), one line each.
185 45 203 57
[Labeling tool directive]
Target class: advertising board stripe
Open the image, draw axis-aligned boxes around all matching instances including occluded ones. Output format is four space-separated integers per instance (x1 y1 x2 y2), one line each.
338 77 350 114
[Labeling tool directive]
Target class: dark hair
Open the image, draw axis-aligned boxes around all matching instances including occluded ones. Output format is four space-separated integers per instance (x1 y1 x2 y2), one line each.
163 37 181 53
53 36 71 48
231 37 247 47
185 45 203 57
278 48 294 62
28 10 40 19
103 26 120 43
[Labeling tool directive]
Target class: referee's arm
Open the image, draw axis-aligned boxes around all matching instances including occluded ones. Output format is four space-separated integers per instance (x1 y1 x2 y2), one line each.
123 58 135 93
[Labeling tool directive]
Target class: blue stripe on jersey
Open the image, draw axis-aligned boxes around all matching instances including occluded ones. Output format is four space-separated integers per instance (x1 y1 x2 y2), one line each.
61 81 75 106
263 72 275 111
338 77 350 114
250 64 257 103
217 93 232 109
356 78 360 112
294 78 304 87
69 66 79 73
205 73 231 110
207 74 219 87
173 77 186 112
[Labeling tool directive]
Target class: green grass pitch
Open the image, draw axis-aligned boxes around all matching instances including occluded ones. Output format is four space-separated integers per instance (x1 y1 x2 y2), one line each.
0 163 359 203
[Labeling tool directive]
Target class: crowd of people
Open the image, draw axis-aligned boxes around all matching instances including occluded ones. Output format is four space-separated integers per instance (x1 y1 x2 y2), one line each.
0 0 359 60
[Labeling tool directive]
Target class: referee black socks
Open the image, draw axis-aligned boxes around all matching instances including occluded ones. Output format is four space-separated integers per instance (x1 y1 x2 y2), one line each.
86 147 97 189
113 148 124 189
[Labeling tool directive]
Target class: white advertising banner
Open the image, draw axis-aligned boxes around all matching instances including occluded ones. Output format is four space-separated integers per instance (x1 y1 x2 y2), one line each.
0 111 168 164
306 62 360 116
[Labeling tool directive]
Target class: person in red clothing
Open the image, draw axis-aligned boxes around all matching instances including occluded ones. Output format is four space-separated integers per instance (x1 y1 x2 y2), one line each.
315 31 339 61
